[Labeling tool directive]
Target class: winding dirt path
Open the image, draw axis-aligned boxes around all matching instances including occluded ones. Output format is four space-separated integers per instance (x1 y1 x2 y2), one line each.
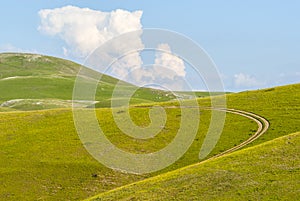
86 107 270 200
207 108 269 159
133 105 270 160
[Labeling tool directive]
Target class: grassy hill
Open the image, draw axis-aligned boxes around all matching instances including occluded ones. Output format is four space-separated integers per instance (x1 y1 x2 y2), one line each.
0 53 227 111
0 53 299 200
0 84 299 200
88 132 300 201
86 83 300 200
156 83 300 147
0 53 176 110
0 107 258 200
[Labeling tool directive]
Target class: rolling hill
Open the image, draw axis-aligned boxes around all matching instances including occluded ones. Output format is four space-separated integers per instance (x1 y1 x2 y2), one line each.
0 53 299 200
0 101 259 200
88 132 300 200
0 53 176 111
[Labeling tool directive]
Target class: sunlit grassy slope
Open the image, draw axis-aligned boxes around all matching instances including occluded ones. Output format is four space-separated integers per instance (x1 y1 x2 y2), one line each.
208 84 300 147
89 132 300 201
0 53 176 110
0 53 228 111
0 53 299 200
87 83 300 200
0 107 257 200
1 83 299 200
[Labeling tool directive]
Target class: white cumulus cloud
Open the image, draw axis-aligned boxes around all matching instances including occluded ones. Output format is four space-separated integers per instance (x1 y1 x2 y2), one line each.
118 43 187 90
38 6 188 90
38 6 143 58
154 43 186 79
234 73 263 88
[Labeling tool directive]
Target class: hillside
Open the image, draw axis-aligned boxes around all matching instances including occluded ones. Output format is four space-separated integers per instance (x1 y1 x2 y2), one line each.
86 83 300 200
0 53 175 110
0 53 299 200
158 83 300 149
88 132 300 200
0 106 259 200
0 82 299 200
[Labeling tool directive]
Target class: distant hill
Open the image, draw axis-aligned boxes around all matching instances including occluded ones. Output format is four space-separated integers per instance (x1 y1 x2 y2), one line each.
0 53 176 110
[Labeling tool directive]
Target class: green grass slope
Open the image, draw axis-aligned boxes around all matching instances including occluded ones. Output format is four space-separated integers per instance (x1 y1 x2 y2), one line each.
1 83 299 200
0 53 176 110
214 84 300 147
0 109 148 200
85 83 300 200
158 83 300 150
0 53 299 200
0 107 257 200
88 132 300 201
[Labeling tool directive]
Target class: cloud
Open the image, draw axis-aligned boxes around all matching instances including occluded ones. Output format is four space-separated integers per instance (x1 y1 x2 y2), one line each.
118 43 187 90
38 6 143 58
84 29 144 80
277 72 300 85
38 6 188 90
0 44 22 52
234 73 263 88
0 43 37 53
86 35 188 90
154 43 186 79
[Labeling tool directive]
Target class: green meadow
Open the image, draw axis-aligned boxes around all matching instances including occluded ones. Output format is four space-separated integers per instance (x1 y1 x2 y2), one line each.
89 132 300 201
0 53 299 200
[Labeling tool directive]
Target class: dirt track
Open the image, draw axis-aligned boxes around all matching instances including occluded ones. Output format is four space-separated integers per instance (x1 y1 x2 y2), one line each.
207 108 270 159
132 105 270 161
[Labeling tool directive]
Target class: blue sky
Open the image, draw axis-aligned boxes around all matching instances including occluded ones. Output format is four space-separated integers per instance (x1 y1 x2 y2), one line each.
1 0 299 91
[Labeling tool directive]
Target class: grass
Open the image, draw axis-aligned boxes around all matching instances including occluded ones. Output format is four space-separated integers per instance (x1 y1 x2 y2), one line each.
0 53 223 110
0 53 177 109
225 84 300 144
0 53 228 110
0 53 299 200
88 132 300 201
157 83 300 148
0 109 147 200
1 80 299 200
0 106 257 200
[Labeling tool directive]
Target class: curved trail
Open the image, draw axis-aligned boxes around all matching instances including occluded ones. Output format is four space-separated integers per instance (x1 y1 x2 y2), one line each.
133 105 270 160
87 107 269 200
206 108 269 159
